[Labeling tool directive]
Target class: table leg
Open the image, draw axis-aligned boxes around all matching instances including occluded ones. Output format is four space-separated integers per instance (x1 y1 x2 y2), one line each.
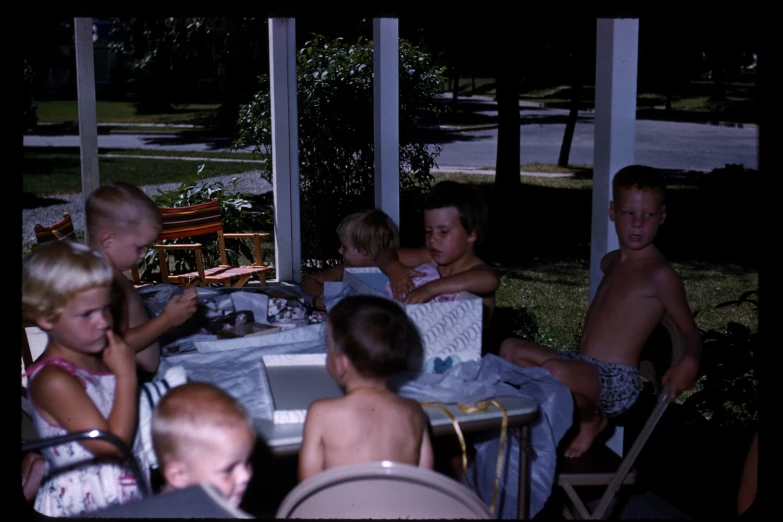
516 425 530 520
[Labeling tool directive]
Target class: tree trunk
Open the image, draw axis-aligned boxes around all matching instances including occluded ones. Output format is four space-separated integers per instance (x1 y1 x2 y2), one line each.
558 81 582 167
494 65 522 193
451 65 460 108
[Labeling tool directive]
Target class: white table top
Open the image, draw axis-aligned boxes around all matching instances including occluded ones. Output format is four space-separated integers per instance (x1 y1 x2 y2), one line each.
255 395 539 456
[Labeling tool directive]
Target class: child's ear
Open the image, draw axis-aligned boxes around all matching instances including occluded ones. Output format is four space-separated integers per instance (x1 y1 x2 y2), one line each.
34 313 55 332
99 229 116 250
659 205 667 224
467 227 478 244
609 201 616 222
162 459 190 489
335 353 351 380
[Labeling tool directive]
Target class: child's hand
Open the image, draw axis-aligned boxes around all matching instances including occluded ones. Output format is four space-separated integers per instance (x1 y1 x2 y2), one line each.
314 294 326 311
102 330 137 378
388 266 425 301
162 288 199 327
661 354 700 403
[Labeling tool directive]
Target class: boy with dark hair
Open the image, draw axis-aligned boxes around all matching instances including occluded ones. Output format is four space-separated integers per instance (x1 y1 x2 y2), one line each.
500 164 702 458
298 295 434 481
376 181 499 328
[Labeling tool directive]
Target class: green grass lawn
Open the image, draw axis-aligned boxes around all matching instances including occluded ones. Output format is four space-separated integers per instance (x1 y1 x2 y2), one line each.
35 101 221 125
23 150 259 196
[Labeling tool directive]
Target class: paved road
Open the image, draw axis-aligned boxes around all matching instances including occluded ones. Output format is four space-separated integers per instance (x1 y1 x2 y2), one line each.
23 98 758 173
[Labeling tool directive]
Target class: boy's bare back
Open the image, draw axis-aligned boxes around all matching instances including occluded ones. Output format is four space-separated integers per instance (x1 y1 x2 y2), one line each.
303 388 430 471
579 247 674 368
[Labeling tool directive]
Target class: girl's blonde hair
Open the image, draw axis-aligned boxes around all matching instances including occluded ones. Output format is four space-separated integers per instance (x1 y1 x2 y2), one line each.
336 209 400 261
22 240 114 323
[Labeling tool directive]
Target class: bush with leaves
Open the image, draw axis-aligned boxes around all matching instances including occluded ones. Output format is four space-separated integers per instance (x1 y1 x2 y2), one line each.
682 290 758 429
233 34 447 273
138 165 274 282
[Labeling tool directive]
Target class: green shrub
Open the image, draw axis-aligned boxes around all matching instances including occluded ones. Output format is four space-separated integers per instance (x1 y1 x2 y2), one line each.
682 290 758 429
233 34 447 273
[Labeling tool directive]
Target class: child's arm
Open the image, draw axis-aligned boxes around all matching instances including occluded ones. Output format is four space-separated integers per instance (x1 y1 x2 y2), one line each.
375 247 431 300
299 264 345 310
29 331 138 460
122 288 198 368
418 424 435 470
654 266 703 403
403 265 500 304
298 401 326 482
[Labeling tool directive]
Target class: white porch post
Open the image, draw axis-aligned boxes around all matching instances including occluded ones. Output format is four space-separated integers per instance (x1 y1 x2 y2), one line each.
74 17 100 242
591 18 639 300
591 18 639 458
269 18 301 283
373 18 400 226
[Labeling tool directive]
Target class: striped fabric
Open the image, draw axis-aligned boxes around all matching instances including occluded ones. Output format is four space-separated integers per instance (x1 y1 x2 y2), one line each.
34 213 75 244
158 200 224 241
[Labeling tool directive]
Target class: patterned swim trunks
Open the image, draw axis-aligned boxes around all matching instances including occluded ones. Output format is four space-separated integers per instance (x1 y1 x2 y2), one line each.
557 350 641 417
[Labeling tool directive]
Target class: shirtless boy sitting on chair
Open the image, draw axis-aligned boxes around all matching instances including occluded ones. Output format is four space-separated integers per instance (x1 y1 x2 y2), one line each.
499 165 702 458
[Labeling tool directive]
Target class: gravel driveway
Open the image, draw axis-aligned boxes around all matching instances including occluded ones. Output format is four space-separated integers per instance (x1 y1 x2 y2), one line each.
22 172 271 250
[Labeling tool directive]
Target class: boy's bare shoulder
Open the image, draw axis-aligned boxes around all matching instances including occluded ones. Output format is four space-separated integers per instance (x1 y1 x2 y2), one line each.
601 250 621 273
649 256 684 289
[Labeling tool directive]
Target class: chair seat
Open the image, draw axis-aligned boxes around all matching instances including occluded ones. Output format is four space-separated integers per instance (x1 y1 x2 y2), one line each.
557 441 638 486
170 265 273 285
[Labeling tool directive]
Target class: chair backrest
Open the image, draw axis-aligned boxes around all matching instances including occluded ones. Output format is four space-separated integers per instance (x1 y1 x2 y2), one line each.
157 199 224 241
276 461 492 519
34 212 75 243
638 314 686 393
21 429 151 498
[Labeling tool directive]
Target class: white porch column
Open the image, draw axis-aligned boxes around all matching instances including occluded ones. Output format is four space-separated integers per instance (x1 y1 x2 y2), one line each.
591 18 639 300
269 18 301 283
74 17 100 242
591 18 639 459
373 18 400 226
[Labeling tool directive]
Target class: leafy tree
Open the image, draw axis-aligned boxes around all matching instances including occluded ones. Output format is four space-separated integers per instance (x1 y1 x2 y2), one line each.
109 17 270 121
233 34 446 273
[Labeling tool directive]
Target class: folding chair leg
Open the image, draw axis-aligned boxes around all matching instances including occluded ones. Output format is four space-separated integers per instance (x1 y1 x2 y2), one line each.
560 480 593 519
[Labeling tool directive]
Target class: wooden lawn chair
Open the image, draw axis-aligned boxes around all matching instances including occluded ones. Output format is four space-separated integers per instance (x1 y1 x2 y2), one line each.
152 199 273 289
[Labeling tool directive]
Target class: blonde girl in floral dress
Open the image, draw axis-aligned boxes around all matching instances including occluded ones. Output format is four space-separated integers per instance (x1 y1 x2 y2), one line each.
22 240 151 517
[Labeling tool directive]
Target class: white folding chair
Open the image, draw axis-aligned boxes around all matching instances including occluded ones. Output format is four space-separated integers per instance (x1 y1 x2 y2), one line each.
276 461 492 519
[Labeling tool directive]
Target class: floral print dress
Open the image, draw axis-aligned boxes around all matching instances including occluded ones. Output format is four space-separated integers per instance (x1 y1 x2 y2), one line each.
24 357 151 517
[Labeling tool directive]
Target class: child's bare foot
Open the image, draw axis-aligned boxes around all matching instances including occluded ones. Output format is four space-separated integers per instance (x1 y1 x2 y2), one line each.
563 414 608 458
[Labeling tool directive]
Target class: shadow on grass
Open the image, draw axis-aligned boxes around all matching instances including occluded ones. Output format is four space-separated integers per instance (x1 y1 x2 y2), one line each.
409 166 762 269
22 192 69 210
484 306 539 356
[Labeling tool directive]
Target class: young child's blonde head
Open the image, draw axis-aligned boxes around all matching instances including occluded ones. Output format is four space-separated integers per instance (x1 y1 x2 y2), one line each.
336 209 399 261
151 382 254 463
327 295 422 379
22 240 114 323
86 182 163 240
